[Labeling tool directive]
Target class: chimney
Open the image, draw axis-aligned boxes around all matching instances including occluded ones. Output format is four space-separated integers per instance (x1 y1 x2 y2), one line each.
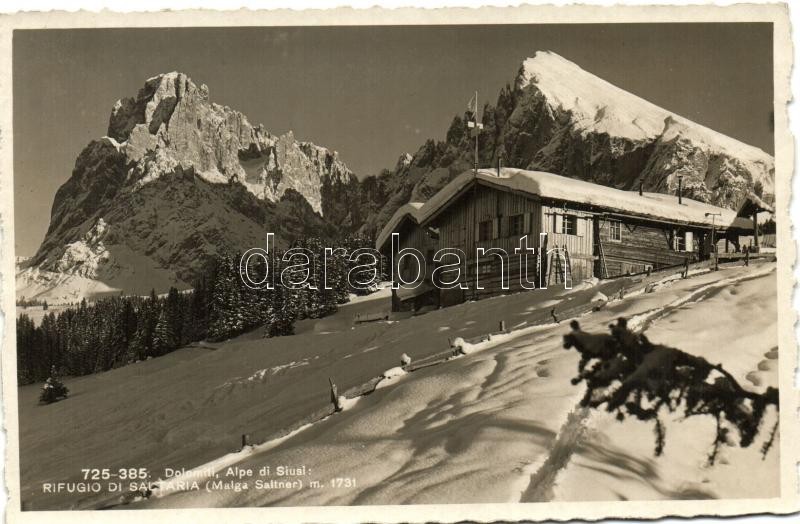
677 175 683 205
638 180 643 196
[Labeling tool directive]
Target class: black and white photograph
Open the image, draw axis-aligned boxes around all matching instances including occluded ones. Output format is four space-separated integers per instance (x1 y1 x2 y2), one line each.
1 4 797 523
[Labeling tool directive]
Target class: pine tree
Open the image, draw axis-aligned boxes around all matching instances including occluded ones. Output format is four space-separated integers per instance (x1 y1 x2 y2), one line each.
40 312 60 377
133 290 159 359
209 254 246 340
263 284 295 338
153 309 173 355
187 275 209 342
16 314 36 384
344 235 384 296
208 255 230 340
163 287 183 349
121 298 138 364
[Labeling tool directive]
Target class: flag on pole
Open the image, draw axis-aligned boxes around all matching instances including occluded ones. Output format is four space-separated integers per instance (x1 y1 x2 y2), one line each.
467 92 477 115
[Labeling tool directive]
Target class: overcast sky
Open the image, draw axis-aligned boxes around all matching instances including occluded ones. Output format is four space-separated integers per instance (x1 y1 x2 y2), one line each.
13 23 773 256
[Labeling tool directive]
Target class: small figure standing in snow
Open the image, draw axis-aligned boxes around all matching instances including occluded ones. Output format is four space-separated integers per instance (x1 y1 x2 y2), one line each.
400 353 412 367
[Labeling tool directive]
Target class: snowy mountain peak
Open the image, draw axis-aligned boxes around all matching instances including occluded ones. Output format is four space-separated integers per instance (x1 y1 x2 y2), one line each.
109 71 193 142
518 51 668 141
518 51 772 165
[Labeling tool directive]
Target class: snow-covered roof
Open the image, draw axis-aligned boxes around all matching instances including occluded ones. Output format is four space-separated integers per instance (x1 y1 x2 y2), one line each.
376 168 754 250
741 191 775 215
376 202 426 249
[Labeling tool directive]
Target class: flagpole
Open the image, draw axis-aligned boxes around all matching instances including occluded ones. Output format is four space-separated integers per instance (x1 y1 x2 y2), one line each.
474 90 479 176
466 89 483 299
472 90 478 300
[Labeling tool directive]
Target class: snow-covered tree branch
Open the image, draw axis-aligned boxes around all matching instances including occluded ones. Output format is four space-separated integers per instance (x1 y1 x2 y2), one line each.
563 318 779 464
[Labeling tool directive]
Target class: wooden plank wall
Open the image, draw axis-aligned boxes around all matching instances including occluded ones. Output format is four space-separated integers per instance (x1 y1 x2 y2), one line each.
433 185 607 296
392 219 438 285
596 216 702 277
435 184 544 299
436 183 543 255
541 206 595 282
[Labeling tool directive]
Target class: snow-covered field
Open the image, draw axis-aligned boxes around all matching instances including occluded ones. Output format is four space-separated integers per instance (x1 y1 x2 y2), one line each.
16 264 120 306
17 279 595 510
17 262 779 510
137 262 777 508
15 304 75 326
16 243 189 305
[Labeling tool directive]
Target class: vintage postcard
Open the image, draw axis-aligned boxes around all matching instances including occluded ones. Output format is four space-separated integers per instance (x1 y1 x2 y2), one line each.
0 3 798 523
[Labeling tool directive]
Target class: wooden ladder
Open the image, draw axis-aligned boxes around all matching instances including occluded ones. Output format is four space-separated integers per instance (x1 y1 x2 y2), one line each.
564 246 573 287
548 244 573 288
596 224 609 278
597 239 609 279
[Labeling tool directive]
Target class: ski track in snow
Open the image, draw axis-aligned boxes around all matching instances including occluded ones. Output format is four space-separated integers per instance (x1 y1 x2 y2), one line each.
519 408 589 502
626 264 775 333
210 360 312 400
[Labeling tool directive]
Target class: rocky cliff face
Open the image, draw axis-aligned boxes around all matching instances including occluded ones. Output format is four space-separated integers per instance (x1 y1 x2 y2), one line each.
358 51 775 238
28 72 357 297
104 72 359 215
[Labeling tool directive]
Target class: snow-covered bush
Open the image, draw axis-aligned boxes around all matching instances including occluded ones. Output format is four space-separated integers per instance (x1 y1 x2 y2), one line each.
563 318 779 464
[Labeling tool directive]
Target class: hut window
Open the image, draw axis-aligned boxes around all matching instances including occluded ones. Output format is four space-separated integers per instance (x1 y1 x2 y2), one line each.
674 231 686 251
508 214 524 236
478 220 493 241
609 220 622 242
561 214 578 235
479 261 494 275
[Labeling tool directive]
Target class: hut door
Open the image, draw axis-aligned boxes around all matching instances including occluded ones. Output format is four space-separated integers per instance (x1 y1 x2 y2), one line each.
685 231 694 252
593 218 605 278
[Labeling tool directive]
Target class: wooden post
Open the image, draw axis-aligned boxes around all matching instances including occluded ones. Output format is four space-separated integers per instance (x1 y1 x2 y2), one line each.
329 377 342 412
241 434 250 449
753 211 759 252
499 320 506 332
